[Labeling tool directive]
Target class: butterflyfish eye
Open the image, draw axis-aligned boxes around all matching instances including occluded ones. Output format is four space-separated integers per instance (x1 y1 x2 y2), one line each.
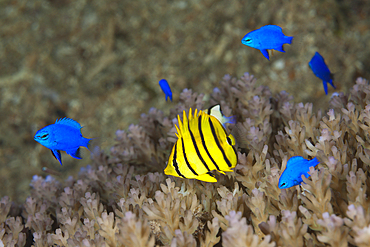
280 182 286 187
245 38 251 42
226 136 232 145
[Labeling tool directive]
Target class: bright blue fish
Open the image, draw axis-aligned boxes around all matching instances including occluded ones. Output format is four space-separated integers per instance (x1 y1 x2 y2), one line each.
34 118 92 165
241 25 293 60
278 156 319 189
159 79 172 101
309 52 335 95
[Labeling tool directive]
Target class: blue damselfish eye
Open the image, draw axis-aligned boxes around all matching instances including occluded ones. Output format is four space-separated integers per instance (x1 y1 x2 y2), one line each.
41 134 49 139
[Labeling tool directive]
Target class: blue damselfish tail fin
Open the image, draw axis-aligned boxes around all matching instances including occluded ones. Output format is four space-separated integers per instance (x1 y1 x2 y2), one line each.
83 137 92 150
286 36 293 44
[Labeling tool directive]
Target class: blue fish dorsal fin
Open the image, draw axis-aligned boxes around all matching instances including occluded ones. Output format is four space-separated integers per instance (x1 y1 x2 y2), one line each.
287 156 319 169
286 156 306 168
55 117 82 129
260 25 282 32
315 52 325 63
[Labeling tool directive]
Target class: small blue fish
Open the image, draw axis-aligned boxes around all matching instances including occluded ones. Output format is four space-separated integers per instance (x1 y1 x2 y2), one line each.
34 118 92 165
278 156 319 189
241 25 293 60
309 52 336 95
159 79 172 101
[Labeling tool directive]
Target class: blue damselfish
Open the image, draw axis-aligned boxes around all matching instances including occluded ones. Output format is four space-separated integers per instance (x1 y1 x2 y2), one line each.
278 156 320 189
34 118 92 165
159 79 172 101
309 52 336 95
241 25 293 60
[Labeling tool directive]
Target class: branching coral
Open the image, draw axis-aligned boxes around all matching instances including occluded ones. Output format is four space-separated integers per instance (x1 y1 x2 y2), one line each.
3 74 370 246
0 197 26 247
222 211 274 247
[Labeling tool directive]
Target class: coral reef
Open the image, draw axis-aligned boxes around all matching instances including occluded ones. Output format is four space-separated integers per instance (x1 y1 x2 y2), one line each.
2 73 370 246
2 0 370 203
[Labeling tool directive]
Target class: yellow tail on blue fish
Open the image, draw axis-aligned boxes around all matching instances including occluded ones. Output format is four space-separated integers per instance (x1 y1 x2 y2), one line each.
164 108 237 182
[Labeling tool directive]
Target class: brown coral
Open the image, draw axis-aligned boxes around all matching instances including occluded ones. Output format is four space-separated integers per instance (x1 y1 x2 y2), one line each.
2 74 370 246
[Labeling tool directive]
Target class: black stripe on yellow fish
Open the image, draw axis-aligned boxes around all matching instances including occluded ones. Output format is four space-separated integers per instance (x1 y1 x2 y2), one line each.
208 117 233 168
198 115 220 171
180 136 198 176
164 108 237 182
171 143 186 179
188 116 211 172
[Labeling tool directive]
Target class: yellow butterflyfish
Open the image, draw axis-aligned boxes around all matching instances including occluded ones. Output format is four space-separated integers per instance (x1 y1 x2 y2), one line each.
164 108 237 182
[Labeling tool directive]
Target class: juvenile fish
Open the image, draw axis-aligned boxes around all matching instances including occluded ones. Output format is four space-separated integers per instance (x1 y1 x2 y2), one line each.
34 118 92 165
164 108 237 182
241 25 293 60
309 52 336 95
159 79 172 101
278 156 319 189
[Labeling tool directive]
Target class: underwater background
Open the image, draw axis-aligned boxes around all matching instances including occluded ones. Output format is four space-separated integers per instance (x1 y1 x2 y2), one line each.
0 0 370 203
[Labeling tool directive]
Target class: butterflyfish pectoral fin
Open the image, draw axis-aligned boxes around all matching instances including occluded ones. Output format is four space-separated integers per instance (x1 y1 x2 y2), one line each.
196 172 218 183
51 149 62 165
66 147 82 159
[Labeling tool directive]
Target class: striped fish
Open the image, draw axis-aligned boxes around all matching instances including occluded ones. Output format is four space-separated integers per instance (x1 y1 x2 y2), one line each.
164 108 238 182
